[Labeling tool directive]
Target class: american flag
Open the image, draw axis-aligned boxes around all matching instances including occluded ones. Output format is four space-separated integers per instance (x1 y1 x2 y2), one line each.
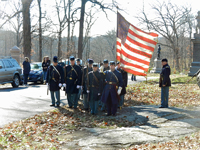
116 12 158 76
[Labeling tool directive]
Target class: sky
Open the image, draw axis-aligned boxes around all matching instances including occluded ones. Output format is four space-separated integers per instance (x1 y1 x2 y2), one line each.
0 0 200 37
88 0 200 37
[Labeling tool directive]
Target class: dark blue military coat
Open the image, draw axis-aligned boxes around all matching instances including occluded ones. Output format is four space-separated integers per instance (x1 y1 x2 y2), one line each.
87 71 103 101
159 64 171 87
46 65 64 91
103 66 110 72
82 67 93 94
65 65 82 94
116 67 128 95
101 70 123 105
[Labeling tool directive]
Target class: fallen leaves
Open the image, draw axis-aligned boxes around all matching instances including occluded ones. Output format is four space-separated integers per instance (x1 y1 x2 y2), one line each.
0 75 199 149
0 105 136 149
125 80 200 108
128 131 200 150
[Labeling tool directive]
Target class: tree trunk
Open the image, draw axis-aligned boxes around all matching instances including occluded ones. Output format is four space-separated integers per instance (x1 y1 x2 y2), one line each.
78 0 87 59
57 29 62 60
189 28 192 69
67 0 71 57
37 0 42 62
50 39 53 60
16 30 20 47
22 0 32 61
174 47 180 72
4 33 7 56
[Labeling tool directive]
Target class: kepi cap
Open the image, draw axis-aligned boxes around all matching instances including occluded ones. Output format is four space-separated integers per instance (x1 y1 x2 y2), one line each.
93 63 98 67
69 56 75 61
103 59 108 63
162 58 168 62
87 58 94 64
109 61 115 65
53 56 58 63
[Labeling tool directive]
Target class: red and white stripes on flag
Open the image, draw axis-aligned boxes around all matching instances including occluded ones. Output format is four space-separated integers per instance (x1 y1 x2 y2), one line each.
116 12 158 76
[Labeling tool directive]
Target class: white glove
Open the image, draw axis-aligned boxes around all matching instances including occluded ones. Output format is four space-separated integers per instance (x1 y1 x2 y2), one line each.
59 83 62 87
117 87 122 95
87 90 90 93
63 83 66 87
77 85 81 89
98 93 101 96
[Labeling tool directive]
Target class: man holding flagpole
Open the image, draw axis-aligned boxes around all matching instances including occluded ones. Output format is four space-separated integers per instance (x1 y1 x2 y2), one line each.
101 61 123 116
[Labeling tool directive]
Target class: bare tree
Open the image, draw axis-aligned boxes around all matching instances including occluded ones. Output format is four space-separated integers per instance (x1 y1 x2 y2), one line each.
77 0 118 59
37 0 42 61
54 0 68 60
7 0 23 47
82 9 97 52
137 1 192 71
0 10 22 29
21 0 33 60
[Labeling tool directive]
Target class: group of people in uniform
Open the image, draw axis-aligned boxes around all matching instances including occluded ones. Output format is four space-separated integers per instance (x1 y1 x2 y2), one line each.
46 55 128 116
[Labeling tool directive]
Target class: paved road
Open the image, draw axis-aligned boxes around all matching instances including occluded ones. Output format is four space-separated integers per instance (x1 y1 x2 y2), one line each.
0 83 67 127
0 75 158 127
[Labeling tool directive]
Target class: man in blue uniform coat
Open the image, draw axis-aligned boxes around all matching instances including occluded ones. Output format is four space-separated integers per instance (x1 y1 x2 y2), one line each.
116 62 128 108
76 58 83 101
101 61 123 116
87 63 103 115
63 56 82 109
46 56 64 107
82 59 93 110
99 59 110 111
159 58 171 108
76 58 83 69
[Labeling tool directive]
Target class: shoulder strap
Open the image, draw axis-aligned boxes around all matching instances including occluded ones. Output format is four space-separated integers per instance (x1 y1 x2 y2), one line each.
110 70 119 83
92 71 99 83
52 65 61 78
71 65 78 77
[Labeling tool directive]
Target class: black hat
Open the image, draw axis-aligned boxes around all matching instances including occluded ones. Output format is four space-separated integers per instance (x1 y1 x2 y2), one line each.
110 61 115 65
87 58 94 64
53 56 58 63
117 61 120 65
69 56 75 61
76 58 80 62
103 59 108 64
93 63 98 67
162 58 168 62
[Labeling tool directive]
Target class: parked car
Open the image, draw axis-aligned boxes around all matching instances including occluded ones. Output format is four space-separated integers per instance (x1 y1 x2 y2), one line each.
61 58 83 65
27 62 43 84
0 56 23 88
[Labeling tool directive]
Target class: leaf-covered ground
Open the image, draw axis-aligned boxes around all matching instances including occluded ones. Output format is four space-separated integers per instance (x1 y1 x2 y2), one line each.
128 131 200 150
0 75 200 149
0 105 137 149
125 75 200 108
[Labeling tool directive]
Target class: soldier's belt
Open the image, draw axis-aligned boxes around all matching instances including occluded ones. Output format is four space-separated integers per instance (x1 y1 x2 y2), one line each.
89 85 99 88
67 77 75 80
107 82 118 89
51 78 57 82
107 82 117 85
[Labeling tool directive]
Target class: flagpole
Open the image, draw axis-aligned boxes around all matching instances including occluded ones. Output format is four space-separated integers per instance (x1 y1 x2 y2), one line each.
116 5 119 63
